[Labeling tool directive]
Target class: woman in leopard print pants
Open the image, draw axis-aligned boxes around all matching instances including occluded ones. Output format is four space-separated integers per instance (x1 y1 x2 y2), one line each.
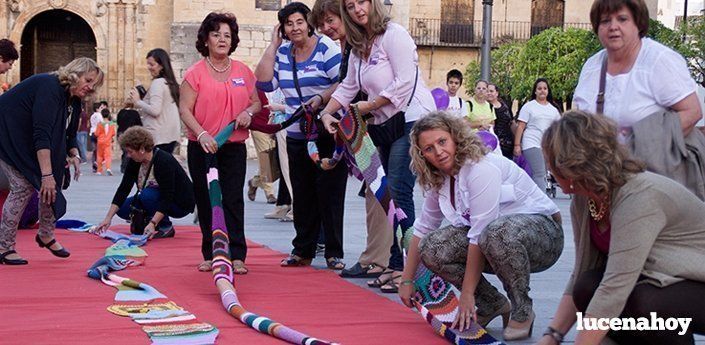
399 112 563 341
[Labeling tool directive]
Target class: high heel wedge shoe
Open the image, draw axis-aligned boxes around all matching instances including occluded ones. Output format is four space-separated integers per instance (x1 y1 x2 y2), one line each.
503 310 535 341
35 235 70 258
476 300 511 328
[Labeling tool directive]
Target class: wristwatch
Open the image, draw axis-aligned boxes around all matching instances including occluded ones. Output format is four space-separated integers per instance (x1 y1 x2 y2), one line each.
245 110 254 117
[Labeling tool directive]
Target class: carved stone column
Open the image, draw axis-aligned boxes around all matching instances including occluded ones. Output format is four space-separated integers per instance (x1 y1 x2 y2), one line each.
105 0 137 106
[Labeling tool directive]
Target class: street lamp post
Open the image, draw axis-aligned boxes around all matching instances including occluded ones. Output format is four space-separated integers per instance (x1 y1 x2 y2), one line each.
480 0 493 81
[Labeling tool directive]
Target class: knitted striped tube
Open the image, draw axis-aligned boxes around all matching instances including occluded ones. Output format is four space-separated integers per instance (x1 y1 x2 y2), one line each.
207 128 337 345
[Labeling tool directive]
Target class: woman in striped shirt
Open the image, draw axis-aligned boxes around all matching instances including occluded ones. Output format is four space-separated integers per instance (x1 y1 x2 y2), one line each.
255 1 348 270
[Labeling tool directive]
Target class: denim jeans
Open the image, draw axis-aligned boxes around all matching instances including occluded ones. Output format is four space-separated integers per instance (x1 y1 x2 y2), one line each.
76 131 88 163
378 121 416 271
116 187 190 230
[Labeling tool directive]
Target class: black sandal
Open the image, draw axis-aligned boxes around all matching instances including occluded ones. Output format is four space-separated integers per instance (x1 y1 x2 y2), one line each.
326 257 345 270
367 269 394 287
0 250 28 265
340 263 386 278
35 235 70 258
380 272 403 293
280 254 312 267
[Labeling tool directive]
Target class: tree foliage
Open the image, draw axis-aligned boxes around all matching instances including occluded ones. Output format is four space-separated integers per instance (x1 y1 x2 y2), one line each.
464 42 524 104
679 16 705 87
510 27 601 105
462 18 704 109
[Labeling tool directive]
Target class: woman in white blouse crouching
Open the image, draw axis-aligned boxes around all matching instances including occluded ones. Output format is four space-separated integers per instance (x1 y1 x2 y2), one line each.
399 111 563 341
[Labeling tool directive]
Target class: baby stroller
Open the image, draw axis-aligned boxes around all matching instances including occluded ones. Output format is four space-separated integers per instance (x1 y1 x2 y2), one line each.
545 170 557 198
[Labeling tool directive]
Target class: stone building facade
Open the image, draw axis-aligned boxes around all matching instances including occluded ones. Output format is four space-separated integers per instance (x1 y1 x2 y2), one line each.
1 0 599 103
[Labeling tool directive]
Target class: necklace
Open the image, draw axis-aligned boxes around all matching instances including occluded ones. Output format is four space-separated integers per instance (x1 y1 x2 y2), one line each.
206 56 231 73
588 198 609 221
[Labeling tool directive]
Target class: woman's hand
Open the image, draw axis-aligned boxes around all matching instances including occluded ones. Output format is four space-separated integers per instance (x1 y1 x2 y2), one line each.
354 101 375 116
398 282 416 308
513 145 522 158
69 156 81 181
94 217 112 234
40 176 57 205
129 88 141 103
143 222 157 239
320 113 340 134
451 292 477 332
198 131 218 154
271 24 283 48
236 111 252 129
265 103 286 113
305 95 323 111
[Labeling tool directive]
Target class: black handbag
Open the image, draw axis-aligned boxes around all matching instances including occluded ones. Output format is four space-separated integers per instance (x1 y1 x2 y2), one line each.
359 59 418 147
129 151 157 235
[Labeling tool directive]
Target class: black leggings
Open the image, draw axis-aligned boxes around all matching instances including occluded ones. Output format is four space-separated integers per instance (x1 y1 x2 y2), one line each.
573 269 705 344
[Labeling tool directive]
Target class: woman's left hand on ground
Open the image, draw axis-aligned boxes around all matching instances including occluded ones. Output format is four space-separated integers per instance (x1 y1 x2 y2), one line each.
452 292 477 332
398 282 416 308
69 156 81 181
235 111 252 129
143 223 156 239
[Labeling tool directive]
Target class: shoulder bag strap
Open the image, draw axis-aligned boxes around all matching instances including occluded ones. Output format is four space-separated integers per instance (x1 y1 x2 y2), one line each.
290 51 305 104
596 54 608 114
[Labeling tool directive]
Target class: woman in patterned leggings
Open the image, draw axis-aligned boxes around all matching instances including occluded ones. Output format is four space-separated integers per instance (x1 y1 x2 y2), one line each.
398 112 563 341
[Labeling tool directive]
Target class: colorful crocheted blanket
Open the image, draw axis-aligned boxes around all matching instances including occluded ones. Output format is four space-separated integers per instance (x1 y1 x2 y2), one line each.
87 232 219 344
412 264 504 345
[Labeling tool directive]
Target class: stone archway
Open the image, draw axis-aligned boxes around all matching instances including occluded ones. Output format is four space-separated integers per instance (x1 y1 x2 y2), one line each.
20 9 96 80
7 3 107 90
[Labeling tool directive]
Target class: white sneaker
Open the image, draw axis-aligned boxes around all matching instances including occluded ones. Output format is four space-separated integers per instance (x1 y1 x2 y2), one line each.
264 205 290 220
280 209 294 222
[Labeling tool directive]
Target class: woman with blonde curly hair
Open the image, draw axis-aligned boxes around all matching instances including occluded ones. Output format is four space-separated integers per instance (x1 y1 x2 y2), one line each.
398 111 562 340
0 57 102 265
538 110 705 345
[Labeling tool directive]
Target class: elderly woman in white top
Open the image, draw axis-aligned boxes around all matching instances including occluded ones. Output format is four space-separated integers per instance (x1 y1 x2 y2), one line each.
130 48 182 153
399 112 563 341
574 0 702 139
319 0 436 292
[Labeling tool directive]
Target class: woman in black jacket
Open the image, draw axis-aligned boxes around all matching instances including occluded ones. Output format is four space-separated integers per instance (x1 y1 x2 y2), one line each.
96 127 195 238
0 57 102 265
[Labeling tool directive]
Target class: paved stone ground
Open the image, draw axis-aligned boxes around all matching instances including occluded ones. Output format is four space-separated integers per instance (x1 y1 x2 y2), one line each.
63 158 703 344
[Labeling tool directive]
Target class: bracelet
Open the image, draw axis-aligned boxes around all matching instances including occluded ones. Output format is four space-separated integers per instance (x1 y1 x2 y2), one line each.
196 130 208 141
542 326 564 344
313 94 323 103
244 110 254 117
149 220 158 227
318 112 330 121
371 98 378 109
400 279 414 286
41 173 53 178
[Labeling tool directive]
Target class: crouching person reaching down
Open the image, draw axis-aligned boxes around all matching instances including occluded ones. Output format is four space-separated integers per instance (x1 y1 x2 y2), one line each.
538 110 705 345
95 127 195 238
398 112 563 341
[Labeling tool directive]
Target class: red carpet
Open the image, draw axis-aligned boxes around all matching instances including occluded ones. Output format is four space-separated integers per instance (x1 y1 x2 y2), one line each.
0 226 446 344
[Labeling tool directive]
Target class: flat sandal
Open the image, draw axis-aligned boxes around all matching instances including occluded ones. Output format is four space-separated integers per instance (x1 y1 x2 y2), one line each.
367 269 394 287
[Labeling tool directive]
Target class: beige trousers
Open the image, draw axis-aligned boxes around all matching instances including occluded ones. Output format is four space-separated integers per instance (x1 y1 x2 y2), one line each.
357 186 393 267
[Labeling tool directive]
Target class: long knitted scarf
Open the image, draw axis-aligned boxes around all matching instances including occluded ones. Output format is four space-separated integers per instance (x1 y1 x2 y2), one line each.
210 126 337 345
